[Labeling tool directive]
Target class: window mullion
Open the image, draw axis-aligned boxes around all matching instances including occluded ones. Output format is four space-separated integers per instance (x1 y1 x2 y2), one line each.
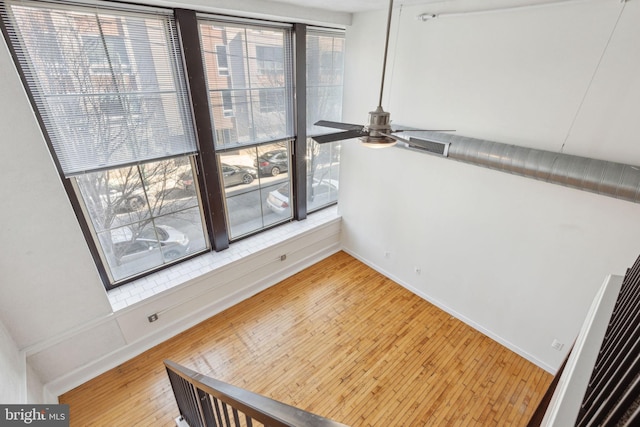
293 23 307 220
174 8 229 251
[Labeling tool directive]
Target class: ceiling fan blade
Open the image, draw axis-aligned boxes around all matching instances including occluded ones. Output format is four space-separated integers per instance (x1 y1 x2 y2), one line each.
314 120 365 131
391 129 456 133
311 129 366 144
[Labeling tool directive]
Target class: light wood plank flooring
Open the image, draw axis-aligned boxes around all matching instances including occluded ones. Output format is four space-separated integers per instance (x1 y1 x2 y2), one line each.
60 251 552 426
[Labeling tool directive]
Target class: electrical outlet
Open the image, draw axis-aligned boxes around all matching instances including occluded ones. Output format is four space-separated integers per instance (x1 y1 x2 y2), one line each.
551 339 564 351
414 266 421 275
384 251 391 259
148 313 158 323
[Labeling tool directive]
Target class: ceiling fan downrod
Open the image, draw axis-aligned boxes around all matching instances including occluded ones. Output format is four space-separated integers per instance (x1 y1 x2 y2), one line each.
362 0 396 146
378 0 393 109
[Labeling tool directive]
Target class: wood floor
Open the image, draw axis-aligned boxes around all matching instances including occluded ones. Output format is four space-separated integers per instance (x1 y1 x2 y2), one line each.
60 251 552 426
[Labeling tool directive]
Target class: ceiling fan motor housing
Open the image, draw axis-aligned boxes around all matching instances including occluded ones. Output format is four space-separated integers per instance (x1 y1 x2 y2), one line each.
361 106 395 144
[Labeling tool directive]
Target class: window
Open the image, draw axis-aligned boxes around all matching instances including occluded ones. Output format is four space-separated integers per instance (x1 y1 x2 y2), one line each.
256 45 284 75
216 128 235 146
221 90 234 117
200 22 292 148
306 29 345 212
320 50 343 76
199 19 294 239
82 34 131 74
215 45 229 76
1 1 208 286
258 89 285 113
1 1 343 290
74 157 206 283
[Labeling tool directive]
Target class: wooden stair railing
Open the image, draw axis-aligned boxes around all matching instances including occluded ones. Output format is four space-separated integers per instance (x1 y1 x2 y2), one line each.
165 360 349 427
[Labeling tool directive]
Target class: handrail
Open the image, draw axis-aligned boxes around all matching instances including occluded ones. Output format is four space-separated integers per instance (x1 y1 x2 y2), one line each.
534 252 640 426
164 360 349 427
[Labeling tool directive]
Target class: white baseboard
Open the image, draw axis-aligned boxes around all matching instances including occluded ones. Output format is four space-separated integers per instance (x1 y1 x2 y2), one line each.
342 248 556 374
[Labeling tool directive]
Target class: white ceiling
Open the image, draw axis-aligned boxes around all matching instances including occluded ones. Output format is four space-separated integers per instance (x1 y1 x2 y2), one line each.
264 0 583 14
268 0 429 14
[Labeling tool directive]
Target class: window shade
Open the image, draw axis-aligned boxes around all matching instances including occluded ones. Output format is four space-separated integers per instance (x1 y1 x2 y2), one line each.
198 19 294 150
1 1 197 176
306 29 345 136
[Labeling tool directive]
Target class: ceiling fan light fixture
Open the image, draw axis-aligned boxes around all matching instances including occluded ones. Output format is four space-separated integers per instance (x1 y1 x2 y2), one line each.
359 136 397 148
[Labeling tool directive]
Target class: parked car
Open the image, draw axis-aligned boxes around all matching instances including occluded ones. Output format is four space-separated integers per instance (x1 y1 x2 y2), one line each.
255 149 289 177
266 183 291 215
112 224 190 264
221 163 257 187
266 179 338 214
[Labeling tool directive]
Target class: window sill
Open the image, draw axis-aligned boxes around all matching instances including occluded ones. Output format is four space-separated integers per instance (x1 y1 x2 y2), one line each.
107 206 340 312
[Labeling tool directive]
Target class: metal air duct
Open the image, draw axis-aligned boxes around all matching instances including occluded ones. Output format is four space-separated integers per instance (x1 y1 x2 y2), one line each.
401 131 640 204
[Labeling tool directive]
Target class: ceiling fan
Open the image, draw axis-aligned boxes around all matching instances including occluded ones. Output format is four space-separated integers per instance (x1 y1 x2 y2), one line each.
311 0 453 148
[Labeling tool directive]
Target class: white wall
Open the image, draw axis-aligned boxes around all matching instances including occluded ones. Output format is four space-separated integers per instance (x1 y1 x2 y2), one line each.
0 0 346 399
339 0 640 372
0 15 114 400
0 318 27 403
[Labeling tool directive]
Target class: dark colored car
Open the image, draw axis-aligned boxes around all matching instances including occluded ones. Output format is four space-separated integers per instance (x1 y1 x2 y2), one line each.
176 164 256 191
113 225 190 264
255 149 289 177
221 163 257 187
